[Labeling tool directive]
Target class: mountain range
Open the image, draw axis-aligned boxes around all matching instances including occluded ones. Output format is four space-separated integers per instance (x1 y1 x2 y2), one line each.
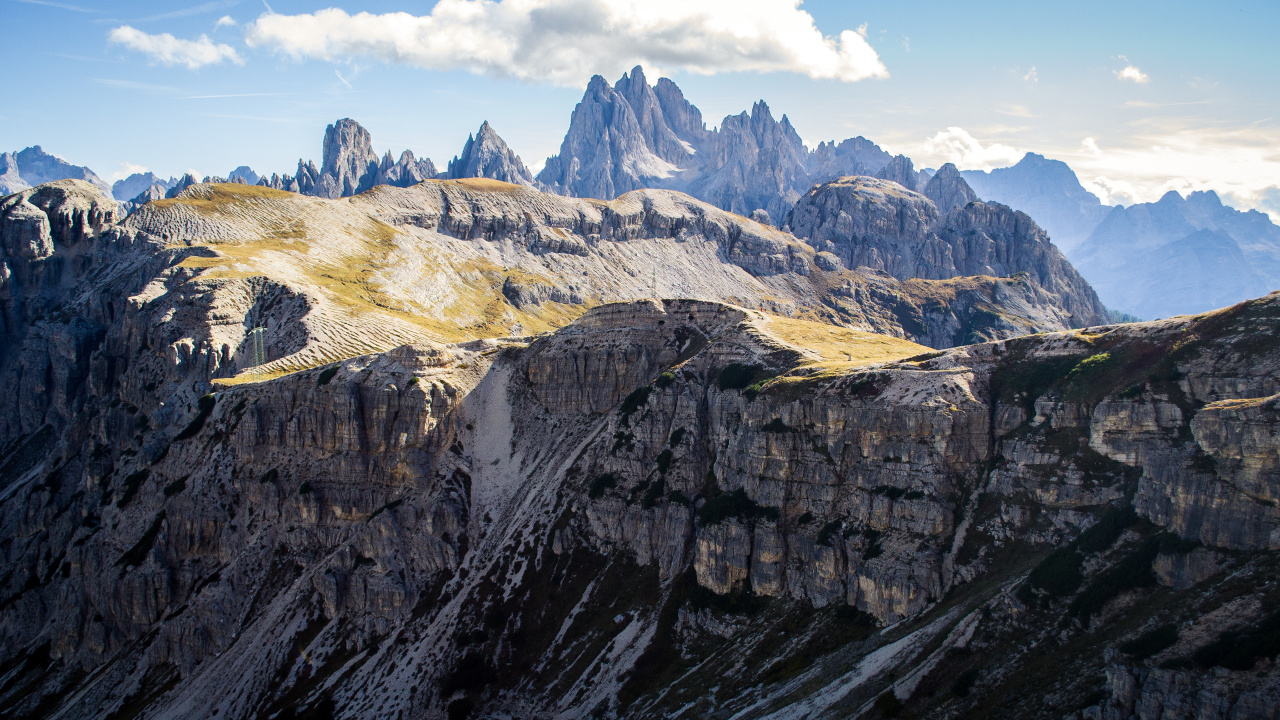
7 68 1280 321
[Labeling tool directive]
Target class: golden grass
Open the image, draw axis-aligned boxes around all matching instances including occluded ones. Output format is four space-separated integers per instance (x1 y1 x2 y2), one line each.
757 313 929 365
150 183 296 213
434 177 530 194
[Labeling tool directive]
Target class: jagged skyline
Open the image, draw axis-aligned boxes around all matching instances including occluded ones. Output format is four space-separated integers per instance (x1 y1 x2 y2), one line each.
2 0 1278 222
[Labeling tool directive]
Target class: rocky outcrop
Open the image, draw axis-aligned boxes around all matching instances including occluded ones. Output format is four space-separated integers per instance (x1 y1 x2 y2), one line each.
446 122 535 186
923 162 977 214
788 175 1110 327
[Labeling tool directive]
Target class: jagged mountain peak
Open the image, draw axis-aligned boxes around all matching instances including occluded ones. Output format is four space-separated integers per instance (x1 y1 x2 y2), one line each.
446 121 535 186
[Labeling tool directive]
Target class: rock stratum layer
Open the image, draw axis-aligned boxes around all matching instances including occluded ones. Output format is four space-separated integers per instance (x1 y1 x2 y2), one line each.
3 179 1280 719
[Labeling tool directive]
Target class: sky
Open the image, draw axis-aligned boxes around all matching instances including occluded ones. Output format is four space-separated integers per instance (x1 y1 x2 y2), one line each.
2 0 1278 220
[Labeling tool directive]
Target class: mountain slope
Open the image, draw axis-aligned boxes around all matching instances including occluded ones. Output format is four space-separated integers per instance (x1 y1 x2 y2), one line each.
2 181 1280 720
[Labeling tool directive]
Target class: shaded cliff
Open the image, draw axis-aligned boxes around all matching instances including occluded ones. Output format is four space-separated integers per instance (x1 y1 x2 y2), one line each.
4 180 1280 719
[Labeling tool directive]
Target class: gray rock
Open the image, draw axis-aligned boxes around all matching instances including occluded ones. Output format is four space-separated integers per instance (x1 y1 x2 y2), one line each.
788 175 1110 326
0 152 28 196
446 122 535 186
875 154 919 191
923 162 978 214
112 172 178 202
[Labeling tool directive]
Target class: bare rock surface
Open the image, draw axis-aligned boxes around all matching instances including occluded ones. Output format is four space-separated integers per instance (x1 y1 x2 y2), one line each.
3 178 1280 719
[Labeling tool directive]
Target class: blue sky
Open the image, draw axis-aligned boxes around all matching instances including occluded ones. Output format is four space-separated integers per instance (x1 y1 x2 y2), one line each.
2 0 1277 218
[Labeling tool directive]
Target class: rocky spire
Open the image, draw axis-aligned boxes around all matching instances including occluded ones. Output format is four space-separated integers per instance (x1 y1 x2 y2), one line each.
536 75 673 199
613 66 693 165
923 163 978 214
446 122 535 186
317 118 380 198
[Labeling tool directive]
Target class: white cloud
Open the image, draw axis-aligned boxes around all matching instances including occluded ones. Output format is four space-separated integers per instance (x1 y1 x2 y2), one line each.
1114 55 1149 84
243 0 889 87
334 69 352 88
216 15 236 27
1080 137 1102 157
108 25 243 69
918 127 1023 171
1023 66 1037 84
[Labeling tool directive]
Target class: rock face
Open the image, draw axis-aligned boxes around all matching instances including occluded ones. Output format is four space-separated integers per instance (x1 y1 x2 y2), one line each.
445 122 536 186
1073 189 1280 319
260 118 438 198
961 152 1111 253
923 162 977 214
788 175 1110 327
3 192 1280 720
537 67 893 220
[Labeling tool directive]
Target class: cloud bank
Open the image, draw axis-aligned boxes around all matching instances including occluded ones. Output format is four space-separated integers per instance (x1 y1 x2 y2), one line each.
243 0 888 86
108 25 243 69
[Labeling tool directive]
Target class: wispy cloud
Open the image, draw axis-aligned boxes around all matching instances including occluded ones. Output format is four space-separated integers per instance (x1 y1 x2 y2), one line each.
998 104 1037 118
1124 100 1210 108
186 92 297 98
334 69 352 89
1023 66 1038 84
1114 55 1149 84
216 15 236 27
244 0 889 87
12 0 94 12
93 77 182 93
134 1 241 23
108 25 243 69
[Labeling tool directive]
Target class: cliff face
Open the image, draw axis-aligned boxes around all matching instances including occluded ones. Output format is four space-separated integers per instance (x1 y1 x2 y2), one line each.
5 179 1280 719
788 176 1110 329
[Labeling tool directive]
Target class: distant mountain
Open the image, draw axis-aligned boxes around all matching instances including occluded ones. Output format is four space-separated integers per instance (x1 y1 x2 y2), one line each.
260 118 437 198
537 66 893 220
112 172 179 202
446 122 536 186
960 153 1109 254
1072 190 1280 318
0 145 109 196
